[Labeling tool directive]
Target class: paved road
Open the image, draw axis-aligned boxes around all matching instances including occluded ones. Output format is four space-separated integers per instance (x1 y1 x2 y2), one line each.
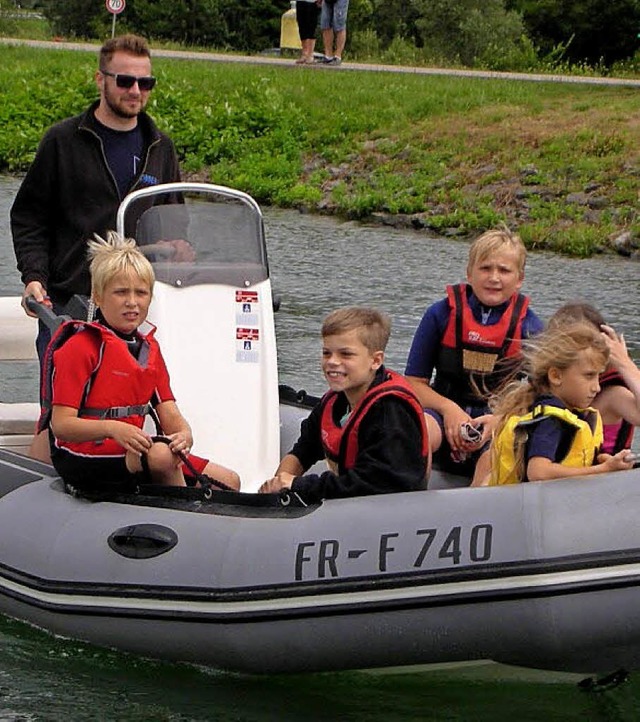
3 36 640 87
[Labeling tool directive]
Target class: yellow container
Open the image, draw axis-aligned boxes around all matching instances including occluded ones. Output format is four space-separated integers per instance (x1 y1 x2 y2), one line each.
280 1 302 50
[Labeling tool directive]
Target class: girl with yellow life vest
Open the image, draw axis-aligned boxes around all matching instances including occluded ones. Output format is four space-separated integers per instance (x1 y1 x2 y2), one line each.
485 321 634 485
547 301 640 457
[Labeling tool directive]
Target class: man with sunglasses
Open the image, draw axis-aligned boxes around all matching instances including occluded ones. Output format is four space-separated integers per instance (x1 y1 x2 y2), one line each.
11 34 183 363
11 34 185 462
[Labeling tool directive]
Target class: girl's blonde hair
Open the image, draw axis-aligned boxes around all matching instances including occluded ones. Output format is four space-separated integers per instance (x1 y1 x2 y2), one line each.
490 321 609 481
88 231 155 300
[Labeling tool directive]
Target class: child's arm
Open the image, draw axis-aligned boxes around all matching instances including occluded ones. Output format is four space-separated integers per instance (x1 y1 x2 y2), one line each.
259 403 324 494
406 375 474 450
275 454 305 478
51 406 153 454
528 450 634 482
259 454 304 494
155 400 193 455
599 325 640 425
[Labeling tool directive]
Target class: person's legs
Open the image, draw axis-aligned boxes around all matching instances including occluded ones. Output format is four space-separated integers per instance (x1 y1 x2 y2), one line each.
334 29 346 59
322 28 334 59
143 441 185 486
330 0 349 60
296 2 319 63
320 0 335 60
202 461 241 491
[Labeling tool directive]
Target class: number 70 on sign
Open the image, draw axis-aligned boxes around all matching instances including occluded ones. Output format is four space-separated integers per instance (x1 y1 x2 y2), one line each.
106 0 126 12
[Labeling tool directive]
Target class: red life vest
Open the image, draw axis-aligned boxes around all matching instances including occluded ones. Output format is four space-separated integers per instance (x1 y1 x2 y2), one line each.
39 320 168 458
433 283 529 406
319 369 430 472
599 368 635 453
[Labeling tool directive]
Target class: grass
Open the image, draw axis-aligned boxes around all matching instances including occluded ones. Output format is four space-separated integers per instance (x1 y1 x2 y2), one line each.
0 42 639 256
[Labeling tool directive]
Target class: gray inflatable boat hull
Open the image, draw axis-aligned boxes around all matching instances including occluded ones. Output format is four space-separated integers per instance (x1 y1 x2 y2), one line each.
1 445 640 675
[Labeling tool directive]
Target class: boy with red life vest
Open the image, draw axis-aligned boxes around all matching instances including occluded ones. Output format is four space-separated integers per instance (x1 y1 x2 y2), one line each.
405 227 543 476
40 231 240 492
258 307 430 503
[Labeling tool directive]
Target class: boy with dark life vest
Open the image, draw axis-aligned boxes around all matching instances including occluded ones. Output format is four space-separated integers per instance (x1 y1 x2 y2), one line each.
405 226 543 475
40 231 240 491
485 321 634 485
258 307 430 503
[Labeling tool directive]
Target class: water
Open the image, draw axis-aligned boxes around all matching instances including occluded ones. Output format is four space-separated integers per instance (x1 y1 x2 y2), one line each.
2 176 640 719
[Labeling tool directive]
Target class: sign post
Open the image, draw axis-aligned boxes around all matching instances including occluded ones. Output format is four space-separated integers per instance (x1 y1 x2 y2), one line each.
105 0 126 38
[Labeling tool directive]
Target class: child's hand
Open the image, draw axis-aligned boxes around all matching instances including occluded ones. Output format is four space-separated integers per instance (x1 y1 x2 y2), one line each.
165 431 194 456
596 449 635 471
258 472 294 494
110 422 152 454
601 324 629 368
442 403 474 451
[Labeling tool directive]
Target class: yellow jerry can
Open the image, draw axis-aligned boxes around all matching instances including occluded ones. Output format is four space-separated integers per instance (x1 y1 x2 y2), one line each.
280 1 302 50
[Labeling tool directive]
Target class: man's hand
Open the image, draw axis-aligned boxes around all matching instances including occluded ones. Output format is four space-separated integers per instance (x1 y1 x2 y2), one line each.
156 239 196 262
22 281 51 317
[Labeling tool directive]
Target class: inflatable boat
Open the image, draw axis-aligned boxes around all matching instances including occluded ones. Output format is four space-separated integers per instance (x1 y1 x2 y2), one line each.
1 183 640 676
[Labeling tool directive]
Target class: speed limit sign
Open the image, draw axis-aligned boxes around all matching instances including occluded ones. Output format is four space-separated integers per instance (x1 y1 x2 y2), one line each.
105 0 125 14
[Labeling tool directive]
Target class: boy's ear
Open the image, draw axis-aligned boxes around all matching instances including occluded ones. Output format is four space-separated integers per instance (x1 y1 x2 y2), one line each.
372 350 384 370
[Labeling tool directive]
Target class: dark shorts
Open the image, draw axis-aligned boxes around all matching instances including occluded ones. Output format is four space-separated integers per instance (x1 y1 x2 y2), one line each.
51 447 142 489
296 1 320 40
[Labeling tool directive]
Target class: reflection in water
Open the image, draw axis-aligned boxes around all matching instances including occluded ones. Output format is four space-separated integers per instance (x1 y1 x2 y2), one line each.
0 613 637 722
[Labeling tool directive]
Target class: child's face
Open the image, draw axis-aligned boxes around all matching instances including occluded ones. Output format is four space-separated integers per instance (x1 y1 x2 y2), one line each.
322 329 383 405
467 249 524 307
94 271 152 334
549 348 604 409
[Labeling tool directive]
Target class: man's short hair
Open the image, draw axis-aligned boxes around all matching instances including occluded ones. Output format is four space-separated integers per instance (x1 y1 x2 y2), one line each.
100 34 151 69
322 307 391 353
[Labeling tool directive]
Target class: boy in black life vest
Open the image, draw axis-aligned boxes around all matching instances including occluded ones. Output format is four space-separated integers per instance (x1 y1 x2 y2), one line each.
258 307 430 503
405 227 543 476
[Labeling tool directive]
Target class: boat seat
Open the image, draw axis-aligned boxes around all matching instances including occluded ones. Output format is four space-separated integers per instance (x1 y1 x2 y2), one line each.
148 278 280 492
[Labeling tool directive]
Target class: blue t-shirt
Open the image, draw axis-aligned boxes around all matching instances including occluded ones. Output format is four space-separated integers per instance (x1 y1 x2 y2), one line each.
405 287 543 381
525 394 593 464
93 119 145 199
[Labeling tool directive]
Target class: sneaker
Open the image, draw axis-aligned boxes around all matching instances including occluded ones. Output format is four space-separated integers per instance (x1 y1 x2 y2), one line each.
326 56 342 66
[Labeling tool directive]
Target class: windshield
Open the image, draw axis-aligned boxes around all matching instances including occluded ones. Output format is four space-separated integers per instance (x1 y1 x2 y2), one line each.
119 185 269 288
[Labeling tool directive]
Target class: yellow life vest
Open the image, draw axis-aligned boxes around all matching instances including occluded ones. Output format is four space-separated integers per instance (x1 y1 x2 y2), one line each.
490 404 603 486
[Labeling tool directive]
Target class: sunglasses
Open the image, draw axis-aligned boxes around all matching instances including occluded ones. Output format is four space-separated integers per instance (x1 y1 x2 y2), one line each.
101 70 157 91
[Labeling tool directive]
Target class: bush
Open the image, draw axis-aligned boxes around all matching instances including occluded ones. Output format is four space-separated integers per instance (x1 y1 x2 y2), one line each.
412 0 531 68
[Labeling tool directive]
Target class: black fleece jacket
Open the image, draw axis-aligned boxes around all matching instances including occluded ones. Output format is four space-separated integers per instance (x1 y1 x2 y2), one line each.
11 101 181 304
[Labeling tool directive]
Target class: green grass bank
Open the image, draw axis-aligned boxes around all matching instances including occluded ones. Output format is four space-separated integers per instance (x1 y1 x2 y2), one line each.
1 44 639 257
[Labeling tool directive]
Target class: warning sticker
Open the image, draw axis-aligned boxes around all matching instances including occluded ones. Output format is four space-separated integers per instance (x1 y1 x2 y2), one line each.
236 327 260 363
236 289 259 326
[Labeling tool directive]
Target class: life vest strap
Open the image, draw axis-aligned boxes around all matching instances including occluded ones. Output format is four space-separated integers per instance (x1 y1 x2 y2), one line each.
79 403 152 420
